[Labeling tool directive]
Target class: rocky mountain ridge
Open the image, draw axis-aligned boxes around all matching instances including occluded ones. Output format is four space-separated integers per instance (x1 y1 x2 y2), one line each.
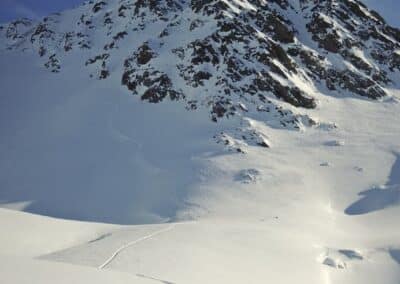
1 0 399 150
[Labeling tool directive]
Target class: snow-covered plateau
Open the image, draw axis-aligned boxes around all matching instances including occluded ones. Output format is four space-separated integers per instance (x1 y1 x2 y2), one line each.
0 0 399 283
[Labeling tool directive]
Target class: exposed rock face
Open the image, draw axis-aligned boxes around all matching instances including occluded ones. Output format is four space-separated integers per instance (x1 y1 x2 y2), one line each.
300 0 399 99
0 0 399 132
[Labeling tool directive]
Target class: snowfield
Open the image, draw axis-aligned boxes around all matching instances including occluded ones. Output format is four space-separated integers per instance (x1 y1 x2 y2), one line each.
0 0 400 283
1 49 399 284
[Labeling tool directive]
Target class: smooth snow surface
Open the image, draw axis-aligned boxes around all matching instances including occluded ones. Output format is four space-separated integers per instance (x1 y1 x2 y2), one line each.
0 52 222 225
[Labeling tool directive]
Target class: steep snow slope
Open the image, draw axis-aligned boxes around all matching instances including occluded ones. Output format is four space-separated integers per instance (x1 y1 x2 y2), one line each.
0 0 400 283
1 0 399 224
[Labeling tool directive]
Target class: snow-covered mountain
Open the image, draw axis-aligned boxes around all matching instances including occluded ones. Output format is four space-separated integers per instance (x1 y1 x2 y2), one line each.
1 0 399 124
0 1 400 283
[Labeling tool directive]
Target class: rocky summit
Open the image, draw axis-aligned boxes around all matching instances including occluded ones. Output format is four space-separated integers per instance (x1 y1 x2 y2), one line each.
1 1 399 134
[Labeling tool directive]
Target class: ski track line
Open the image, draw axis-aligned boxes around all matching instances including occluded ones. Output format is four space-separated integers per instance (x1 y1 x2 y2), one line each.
98 223 178 269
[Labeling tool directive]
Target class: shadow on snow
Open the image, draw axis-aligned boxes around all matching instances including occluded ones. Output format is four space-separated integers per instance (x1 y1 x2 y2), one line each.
345 153 400 215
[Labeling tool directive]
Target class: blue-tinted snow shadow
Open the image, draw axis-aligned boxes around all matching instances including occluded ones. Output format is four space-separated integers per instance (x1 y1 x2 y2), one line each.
345 153 400 215
0 99 211 225
389 249 400 265
0 97 215 225
0 54 221 225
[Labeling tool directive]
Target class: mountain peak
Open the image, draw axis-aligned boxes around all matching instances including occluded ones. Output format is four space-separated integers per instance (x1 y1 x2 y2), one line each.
0 0 399 145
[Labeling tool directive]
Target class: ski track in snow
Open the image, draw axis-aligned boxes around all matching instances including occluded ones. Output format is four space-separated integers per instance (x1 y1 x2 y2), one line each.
98 223 178 269
136 273 176 284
